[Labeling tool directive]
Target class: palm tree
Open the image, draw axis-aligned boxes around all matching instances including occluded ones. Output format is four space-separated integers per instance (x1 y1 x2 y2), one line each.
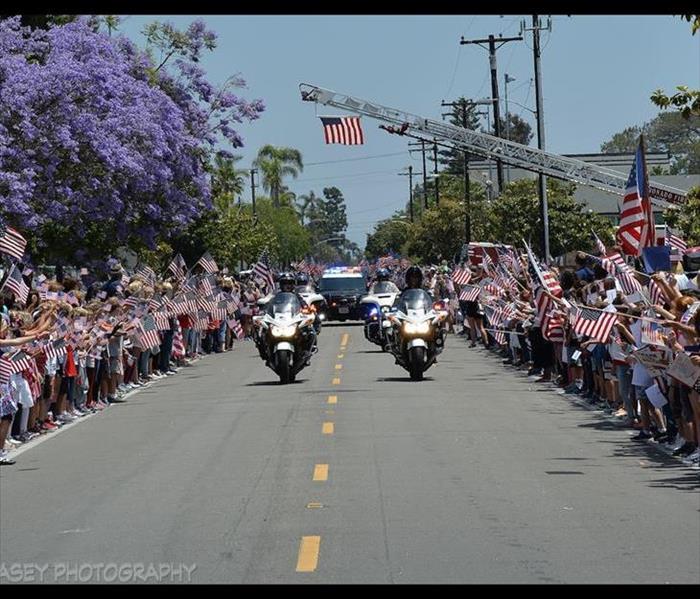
211 153 246 213
253 145 304 208
296 190 319 226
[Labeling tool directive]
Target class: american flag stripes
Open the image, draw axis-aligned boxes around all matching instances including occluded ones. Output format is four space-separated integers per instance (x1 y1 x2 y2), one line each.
172 319 185 359
452 268 472 286
572 308 618 343
592 231 607 256
320 116 365 145
0 226 27 261
524 241 562 298
0 351 33 384
228 318 244 339
153 312 171 331
253 252 275 292
648 278 666 306
0 264 29 305
167 253 187 280
665 229 687 253
459 285 481 302
44 339 67 361
135 264 156 284
616 136 654 256
196 251 219 274
137 315 161 350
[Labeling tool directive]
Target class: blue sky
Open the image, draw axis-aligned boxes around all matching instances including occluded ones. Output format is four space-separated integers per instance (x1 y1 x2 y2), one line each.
119 15 699 247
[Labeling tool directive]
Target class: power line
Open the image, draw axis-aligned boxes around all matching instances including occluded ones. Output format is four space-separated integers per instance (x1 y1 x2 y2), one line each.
294 169 398 183
303 151 406 166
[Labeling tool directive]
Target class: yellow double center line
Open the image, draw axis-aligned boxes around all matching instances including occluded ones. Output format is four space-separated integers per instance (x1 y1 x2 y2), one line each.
296 333 349 573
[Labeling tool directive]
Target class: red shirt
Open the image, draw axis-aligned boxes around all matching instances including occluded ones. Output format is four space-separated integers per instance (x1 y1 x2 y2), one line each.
64 345 78 378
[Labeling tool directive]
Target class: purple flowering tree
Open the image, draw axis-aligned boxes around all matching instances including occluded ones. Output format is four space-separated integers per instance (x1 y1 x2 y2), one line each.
0 16 264 263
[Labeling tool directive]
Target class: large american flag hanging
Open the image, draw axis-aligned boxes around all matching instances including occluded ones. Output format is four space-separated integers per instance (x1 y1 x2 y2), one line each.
320 116 364 145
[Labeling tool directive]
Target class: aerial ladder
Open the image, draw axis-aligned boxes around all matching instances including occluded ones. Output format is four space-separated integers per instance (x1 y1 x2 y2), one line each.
299 83 687 209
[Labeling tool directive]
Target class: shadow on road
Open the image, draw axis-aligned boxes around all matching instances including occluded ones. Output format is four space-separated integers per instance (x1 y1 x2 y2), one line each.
321 322 363 328
244 379 307 387
375 377 435 383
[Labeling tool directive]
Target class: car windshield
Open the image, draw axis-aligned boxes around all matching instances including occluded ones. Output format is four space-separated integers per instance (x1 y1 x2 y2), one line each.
395 288 433 313
371 281 399 294
319 277 367 293
266 292 302 317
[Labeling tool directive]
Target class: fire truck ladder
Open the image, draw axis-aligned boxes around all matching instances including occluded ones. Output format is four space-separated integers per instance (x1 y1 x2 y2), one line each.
300 83 687 209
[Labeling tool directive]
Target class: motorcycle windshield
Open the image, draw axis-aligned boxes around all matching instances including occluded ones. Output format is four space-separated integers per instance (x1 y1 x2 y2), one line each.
266 293 302 318
395 289 433 314
371 282 399 294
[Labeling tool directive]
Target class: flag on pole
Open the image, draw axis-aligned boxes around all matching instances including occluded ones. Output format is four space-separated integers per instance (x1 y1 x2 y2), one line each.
592 231 607 256
135 264 157 284
572 308 618 343
616 136 654 256
0 225 27 261
196 251 219 274
452 267 472 286
167 253 187 280
459 284 481 302
0 264 29 305
319 116 364 145
665 228 687 253
253 251 275 292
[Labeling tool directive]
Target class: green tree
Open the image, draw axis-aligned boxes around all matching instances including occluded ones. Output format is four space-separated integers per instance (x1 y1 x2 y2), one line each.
438 97 483 174
253 145 304 208
663 185 700 245
651 15 700 119
296 190 320 226
404 199 466 263
210 153 246 213
494 113 534 145
601 112 700 174
485 179 616 257
256 198 310 265
365 215 412 259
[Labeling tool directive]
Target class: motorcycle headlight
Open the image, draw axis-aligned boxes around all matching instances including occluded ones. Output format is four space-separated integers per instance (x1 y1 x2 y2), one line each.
271 325 297 337
381 306 390 313
403 321 431 335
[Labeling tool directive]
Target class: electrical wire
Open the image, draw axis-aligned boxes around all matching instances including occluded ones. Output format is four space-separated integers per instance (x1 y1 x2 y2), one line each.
304 151 406 166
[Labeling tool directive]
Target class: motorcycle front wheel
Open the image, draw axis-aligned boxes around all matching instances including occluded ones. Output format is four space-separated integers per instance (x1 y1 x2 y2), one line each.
408 346 425 381
277 350 292 384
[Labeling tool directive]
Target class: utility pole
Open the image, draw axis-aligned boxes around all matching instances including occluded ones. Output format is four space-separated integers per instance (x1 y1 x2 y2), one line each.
460 33 522 196
250 168 257 219
408 140 430 209
504 73 516 184
432 142 440 206
521 15 552 262
399 166 422 223
442 97 492 242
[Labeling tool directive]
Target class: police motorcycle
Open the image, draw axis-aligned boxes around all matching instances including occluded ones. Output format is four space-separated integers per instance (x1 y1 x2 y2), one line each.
294 273 326 334
384 270 448 381
253 274 318 384
360 270 400 350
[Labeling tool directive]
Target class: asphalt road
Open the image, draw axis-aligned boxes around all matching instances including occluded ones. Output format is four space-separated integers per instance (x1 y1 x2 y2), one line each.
1 324 698 583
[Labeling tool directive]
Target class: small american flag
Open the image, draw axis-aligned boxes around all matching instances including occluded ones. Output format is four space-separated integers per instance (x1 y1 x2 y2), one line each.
135 264 157 284
167 253 187 281
0 264 29 305
452 268 472 286
253 251 275 292
459 284 481 302
44 338 67 361
320 116 364 145
572 308 618 343
0 351 33 384
137 315 161 350
228 318 244 340
0 225 27 261
172 319 185 359
196 251 219 274
665 229 687 253
648 277 665 306
592 231 607 256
